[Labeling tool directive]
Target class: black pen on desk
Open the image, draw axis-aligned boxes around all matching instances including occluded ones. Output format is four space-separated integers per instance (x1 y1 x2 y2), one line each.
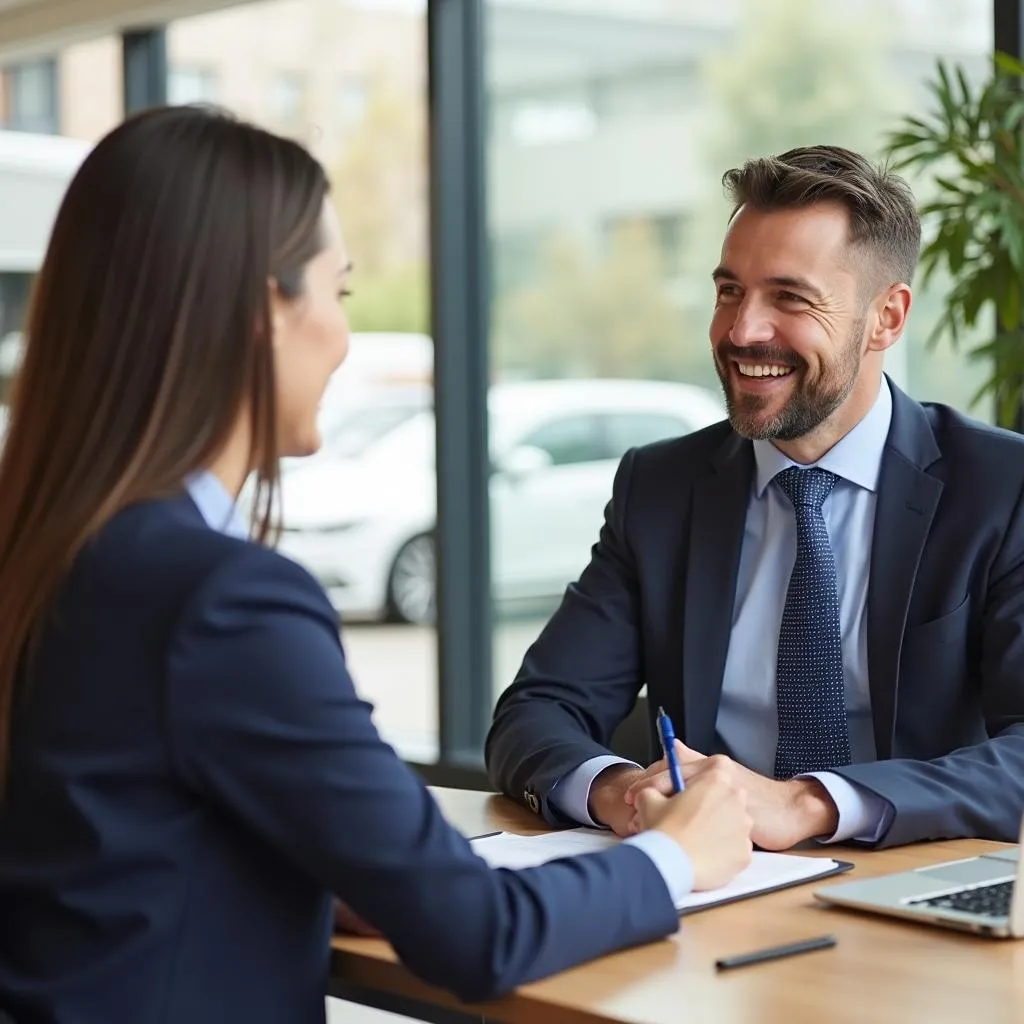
715 934 836 972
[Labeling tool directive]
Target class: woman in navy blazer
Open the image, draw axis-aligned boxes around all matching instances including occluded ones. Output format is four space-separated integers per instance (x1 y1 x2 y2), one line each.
0 106 752 1024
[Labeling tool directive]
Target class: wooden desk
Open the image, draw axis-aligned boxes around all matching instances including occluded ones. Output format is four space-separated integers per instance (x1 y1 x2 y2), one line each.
331 788 1024 1024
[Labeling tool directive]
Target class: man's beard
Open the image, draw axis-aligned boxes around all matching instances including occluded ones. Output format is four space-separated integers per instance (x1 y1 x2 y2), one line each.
713 324 864 442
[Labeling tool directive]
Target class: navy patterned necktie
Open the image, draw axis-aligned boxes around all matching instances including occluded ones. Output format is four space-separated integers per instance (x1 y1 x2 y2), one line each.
773 466 851 779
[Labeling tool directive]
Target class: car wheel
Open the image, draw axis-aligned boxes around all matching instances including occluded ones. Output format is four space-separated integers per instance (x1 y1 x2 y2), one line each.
387 533 436 625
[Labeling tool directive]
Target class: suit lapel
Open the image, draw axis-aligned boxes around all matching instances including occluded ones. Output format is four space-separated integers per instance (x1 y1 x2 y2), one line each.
682 433 753 753
866 383 943 759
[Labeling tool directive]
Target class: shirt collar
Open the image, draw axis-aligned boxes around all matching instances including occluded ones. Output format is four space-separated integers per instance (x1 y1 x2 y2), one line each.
752 376 893 498
185 470 249 540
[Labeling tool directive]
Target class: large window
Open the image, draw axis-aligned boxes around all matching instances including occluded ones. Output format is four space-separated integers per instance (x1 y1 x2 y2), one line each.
168 0 434 762
485 0 995 704
0 0 1005 781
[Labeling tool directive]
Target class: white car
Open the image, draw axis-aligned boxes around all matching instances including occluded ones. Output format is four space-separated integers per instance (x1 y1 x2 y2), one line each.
276 378 726 624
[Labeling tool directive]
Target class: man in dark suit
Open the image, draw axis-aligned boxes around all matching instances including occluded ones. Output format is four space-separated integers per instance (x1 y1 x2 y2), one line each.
486 144 1024 851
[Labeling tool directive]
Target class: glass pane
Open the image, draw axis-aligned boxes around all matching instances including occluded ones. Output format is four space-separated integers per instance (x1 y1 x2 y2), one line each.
486 0 994 702
168 0 434 762
0 36 121 400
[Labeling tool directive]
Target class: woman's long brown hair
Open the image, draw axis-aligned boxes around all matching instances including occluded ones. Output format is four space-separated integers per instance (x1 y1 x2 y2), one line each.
0 105 328 787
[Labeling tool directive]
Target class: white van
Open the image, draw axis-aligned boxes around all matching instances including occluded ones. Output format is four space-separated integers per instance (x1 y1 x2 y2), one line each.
0 129 91 383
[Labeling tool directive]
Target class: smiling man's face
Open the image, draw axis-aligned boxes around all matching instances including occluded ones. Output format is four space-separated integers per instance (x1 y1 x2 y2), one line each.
709 200 869 443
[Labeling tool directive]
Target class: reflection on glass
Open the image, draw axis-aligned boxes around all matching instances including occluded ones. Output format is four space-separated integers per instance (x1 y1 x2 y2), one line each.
486 0 994 699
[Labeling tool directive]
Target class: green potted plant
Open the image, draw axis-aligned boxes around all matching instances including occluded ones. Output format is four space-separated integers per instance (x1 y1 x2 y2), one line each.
883 52 1024 429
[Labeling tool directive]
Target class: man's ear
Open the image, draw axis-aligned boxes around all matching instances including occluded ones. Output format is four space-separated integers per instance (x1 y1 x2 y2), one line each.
867 283 912 354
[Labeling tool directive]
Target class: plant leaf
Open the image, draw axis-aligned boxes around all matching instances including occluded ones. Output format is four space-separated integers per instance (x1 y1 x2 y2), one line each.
994 50 1024 79
881 53 1024 427
1000 283 1022 332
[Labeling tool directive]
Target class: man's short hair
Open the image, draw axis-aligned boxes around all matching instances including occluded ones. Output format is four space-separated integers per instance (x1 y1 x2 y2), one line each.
722 145 922 291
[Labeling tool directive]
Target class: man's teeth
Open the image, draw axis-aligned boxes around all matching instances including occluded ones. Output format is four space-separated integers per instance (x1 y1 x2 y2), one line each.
736 364 793 378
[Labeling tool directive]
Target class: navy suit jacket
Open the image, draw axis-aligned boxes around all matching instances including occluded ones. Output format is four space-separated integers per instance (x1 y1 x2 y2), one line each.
0 494 678 1024
487 382 1024 848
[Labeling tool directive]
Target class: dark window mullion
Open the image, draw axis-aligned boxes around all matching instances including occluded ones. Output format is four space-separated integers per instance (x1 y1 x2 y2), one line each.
427 0 493 769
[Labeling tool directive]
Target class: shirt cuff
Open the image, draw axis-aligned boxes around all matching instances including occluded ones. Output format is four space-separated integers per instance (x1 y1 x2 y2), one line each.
548 755 640 828
623 829 694 908
802 771 895 843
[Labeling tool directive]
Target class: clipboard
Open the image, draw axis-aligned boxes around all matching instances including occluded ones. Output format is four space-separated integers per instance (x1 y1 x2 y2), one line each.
677 858 854 915
471 829 857 915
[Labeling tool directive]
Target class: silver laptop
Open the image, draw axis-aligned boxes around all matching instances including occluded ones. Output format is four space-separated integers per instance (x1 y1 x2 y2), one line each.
814 819 1024 938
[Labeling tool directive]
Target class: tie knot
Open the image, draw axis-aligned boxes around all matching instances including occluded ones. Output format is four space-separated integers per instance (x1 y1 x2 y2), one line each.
774 466 837 510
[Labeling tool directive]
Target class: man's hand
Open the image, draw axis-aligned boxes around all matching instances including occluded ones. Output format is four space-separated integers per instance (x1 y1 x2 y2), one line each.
624 742 839 850
634 765 753 891
588 750 699 837
587 763 646 837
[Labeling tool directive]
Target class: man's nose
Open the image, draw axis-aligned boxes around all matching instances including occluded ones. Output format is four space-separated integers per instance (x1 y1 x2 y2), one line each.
729 298 774 347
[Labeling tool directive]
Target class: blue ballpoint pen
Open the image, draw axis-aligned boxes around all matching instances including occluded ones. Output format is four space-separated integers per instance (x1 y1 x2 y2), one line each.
656 706 685 793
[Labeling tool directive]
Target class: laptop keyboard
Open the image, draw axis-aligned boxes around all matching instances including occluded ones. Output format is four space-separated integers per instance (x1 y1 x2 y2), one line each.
908 880 1014 918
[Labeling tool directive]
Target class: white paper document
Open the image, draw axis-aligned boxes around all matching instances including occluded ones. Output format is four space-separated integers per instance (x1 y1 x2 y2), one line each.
470 828 845 913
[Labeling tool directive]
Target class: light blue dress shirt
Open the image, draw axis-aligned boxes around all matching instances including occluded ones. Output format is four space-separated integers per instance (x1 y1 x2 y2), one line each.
186 471 249 540
551 380 896 845
184 470 695 906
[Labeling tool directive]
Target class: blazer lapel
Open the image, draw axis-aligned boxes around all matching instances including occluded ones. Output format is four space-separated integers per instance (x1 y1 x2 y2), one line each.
682 433 753 753
867 382 943 759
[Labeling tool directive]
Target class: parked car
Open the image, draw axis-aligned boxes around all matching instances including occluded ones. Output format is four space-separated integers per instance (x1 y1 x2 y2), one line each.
275 377 726 624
